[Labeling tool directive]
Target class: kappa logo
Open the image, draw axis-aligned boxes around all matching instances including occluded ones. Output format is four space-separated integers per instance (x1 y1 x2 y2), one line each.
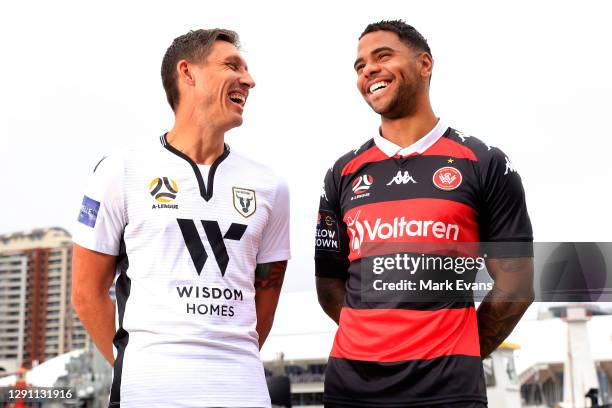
387 170 417 186
320 182 329 202
232 187 256 218
456 130 470 143
352 174 373 195
433 167 462 191
504 156 516 175
177 219 247 277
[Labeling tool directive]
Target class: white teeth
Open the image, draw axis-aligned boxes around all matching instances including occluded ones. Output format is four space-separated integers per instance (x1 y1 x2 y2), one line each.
369 81 389 94
229 93 245 105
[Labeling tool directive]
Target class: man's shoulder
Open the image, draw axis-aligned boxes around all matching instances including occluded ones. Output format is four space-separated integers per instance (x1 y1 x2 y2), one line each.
328 138 376 178
91 139 164 173
444 127 510 165
227 148 286 190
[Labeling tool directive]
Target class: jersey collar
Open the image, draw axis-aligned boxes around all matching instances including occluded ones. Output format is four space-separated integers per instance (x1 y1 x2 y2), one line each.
374 119 448 157
160 133 230 202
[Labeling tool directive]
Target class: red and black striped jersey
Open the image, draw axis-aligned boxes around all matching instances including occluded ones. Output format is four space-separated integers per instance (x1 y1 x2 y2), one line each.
314 121 533 406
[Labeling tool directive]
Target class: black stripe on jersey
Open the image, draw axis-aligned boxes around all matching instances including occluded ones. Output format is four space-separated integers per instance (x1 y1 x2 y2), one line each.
324 355 487 407
343 257 475 310
324 402 487 408
339 155 480 214
110 238 131 407
161 133 230 202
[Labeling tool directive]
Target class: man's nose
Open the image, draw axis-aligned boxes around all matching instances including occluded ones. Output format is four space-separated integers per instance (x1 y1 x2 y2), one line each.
241 71 256 89
362 62 380 79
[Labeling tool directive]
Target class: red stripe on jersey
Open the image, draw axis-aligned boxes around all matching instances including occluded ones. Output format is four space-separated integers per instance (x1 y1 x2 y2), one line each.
344 198 479 261
331 307 480 362
341 146 390 176
421 137 478 161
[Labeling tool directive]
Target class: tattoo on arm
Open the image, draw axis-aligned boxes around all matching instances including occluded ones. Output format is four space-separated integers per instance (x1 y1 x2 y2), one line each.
477 257 534 358
255 261 287 289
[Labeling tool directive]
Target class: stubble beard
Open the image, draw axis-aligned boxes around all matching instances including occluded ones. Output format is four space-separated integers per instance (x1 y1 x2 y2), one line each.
379 80 420 120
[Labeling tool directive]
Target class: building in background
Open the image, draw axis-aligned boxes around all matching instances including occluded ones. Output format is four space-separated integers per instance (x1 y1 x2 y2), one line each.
0 289 610 407
0 228 89 372
261 293 612 408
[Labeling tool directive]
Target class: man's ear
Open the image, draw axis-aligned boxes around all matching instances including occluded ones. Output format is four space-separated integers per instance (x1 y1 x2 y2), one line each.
419 52 433 80
177 59 196 86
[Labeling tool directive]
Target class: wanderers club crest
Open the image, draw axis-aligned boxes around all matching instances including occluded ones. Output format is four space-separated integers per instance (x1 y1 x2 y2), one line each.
233 187 256 218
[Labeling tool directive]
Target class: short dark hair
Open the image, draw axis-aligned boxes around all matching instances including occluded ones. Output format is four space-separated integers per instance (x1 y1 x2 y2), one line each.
161 28 239 111
360 20 431 56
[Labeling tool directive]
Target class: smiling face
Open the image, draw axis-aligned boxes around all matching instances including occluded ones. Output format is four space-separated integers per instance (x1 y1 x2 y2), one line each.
183 40 255 131
355 31 431 119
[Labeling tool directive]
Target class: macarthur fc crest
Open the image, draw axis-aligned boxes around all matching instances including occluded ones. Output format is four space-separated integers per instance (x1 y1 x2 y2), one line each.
233 187 256 218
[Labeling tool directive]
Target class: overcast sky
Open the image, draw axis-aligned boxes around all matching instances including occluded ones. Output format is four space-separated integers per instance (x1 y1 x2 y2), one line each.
1 0 611 293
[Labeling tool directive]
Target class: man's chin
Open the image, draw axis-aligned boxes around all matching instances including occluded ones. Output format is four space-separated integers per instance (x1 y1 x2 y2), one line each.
225 114 244 130
369 102 392 116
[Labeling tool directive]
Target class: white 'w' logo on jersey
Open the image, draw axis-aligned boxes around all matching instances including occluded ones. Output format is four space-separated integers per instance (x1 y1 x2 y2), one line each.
387 170 417 186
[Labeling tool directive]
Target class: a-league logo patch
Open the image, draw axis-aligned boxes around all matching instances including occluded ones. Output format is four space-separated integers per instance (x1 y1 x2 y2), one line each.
232 187 256 218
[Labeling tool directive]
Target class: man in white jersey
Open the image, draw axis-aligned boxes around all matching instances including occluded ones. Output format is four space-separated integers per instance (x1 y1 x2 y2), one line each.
71 29 290 408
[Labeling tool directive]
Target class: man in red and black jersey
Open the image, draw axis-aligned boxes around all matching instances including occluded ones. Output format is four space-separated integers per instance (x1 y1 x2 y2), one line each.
315 20 534 407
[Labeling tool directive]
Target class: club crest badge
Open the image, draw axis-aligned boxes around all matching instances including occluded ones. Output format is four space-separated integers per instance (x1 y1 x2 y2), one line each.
233 187 256 218
433 166 462 191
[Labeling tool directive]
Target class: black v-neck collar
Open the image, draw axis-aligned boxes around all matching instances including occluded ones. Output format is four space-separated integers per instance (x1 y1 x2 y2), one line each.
160 134 230 202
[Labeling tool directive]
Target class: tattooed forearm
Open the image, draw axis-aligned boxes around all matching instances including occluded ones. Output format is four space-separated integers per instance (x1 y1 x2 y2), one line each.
477 257 534 358
254 260 287 348
477 286 531 358
255 261 287 289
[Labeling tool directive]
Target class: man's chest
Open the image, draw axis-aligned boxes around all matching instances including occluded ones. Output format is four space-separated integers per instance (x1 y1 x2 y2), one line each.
339 157 482 254
123 164 271 248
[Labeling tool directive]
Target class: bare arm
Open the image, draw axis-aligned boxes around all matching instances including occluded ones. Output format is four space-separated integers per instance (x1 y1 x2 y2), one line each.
316 277 346 325
254 260 287 349
477 257 534 358
71 244 117 365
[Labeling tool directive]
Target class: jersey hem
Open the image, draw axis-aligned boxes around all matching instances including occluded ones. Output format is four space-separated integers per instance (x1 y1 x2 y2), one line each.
109 401 271 408
323 393 487 407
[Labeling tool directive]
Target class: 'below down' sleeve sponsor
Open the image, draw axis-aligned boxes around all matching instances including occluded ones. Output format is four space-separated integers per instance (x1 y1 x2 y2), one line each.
315 165 350 279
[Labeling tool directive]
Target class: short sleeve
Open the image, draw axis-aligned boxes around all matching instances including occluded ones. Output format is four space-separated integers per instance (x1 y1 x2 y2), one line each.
478 148 533 257
72 155 127 255
314 166 350 279
256 178 291 263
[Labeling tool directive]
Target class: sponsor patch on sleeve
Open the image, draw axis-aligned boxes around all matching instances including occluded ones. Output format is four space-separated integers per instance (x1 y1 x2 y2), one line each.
315 209 340 252
78 195 101 228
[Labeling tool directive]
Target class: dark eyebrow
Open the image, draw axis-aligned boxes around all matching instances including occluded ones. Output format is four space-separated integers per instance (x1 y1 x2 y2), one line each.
354 46 395 70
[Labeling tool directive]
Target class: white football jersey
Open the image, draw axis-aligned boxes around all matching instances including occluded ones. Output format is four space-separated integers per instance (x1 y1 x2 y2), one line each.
73 135 291 408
